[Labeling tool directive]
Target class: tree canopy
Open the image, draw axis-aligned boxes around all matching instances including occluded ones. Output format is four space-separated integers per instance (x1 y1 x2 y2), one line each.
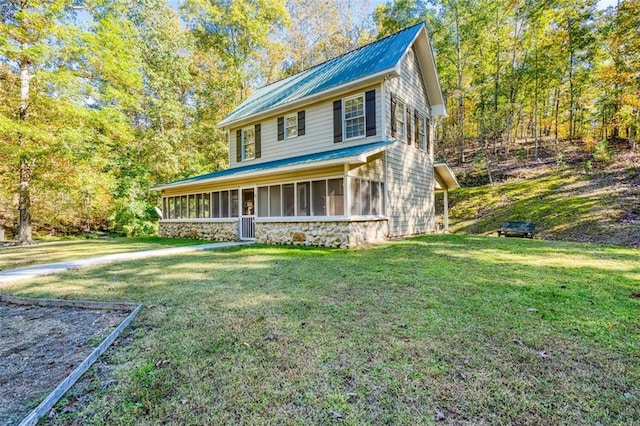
0 0 637 241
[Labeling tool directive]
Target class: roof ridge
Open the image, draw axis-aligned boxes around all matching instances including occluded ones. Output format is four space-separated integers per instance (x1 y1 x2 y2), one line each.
260 22 425 90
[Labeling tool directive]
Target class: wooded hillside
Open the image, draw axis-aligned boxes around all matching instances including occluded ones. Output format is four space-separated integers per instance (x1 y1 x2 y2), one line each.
1 0 637 243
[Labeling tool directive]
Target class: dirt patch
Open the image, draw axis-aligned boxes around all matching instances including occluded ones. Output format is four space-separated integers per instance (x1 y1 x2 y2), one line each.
0 302 129 425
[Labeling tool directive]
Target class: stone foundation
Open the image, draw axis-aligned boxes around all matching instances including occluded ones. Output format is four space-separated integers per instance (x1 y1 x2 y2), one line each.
159 221 238 241
255 219 389 249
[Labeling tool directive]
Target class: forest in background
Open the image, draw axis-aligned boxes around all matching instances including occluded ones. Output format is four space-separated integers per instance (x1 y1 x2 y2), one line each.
1 0 638 243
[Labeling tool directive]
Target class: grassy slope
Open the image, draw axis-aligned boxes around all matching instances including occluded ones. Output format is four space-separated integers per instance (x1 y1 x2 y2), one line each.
449 166 640 247
3 236 639 425
0 237 205 271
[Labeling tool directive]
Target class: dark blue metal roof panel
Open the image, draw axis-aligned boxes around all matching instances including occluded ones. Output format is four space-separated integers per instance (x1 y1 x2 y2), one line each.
219 24 424 127
154 141 395 189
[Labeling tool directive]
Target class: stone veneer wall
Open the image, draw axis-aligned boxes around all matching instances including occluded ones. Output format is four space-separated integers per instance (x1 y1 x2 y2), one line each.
255 220 389 249
159 221 238 241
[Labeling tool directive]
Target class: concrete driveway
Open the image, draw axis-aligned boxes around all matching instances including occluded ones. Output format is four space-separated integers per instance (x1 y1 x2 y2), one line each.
0 241 252 286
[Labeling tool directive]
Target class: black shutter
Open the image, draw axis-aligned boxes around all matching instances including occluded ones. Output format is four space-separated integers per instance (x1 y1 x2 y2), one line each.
414 110 420 147
390 93 397 138
277 117 284 140
255 124 261 158
333 100 342 143
298 110 305 136
407 106 412 145
236 129 242 162
365 90 376 137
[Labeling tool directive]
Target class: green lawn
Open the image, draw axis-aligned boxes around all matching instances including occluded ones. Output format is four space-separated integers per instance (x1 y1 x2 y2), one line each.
0 237 204 271
3 235 639 424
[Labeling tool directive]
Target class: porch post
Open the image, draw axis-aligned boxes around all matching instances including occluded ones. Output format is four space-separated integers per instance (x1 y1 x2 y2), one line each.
443 189 449 233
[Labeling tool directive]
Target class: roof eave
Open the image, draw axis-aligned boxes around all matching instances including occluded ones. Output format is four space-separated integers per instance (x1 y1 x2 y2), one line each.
413 26 447 118
217 68 398 130
434 162 461 190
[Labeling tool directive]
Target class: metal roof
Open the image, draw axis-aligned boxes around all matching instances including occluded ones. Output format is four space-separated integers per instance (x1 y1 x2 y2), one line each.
152 141 395 190
218 23 425 127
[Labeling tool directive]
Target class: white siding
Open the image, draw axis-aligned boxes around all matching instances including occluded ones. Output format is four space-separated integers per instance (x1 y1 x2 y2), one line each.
385 46 431 140
347 153 385 181
385 142 435 237
383 46 437 237
228 84 383 169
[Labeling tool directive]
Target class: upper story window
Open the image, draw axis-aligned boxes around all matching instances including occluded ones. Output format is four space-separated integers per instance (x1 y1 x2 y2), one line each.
285 113 298 139
395 98 406 142
416 112 426 151
235 124 261 162
278 111 305 140
242 126 255 160
333 90 376 143
344 94 365 140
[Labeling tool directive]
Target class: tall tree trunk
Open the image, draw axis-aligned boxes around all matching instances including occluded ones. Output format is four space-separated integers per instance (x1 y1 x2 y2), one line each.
630 109 638 150
568 19 575 142
534 46 539 159
455 5 465 163
554 86 560 151
18 58 35 245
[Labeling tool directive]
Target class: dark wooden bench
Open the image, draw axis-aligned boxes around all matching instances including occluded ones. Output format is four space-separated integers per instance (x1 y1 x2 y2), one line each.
497 222 535 238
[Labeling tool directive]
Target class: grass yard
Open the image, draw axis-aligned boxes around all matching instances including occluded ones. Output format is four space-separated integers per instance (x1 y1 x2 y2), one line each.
0 237 204 271
3 235 639 424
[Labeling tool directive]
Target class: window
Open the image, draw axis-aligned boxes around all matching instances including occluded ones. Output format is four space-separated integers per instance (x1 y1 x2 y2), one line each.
242 127 255 160
349 178 385 216
163 191 239 219
168 197 175 219
312 180 326 216
212 192 220 218
220 191 229 218
417 113 426 151
285 113 298 139
282 184 295 216
350 178 360 215
230 190 239 217
270 185 281 216
360 180 371 215
396 98 406 141
344 95 365 139
297 182 310 216
258 186 269 217
371 182 381 215
327 178 344 216
180 195 188 218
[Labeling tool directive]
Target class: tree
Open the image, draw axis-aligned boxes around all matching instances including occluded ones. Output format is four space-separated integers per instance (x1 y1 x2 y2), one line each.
0 0 84 244
277 0 373 78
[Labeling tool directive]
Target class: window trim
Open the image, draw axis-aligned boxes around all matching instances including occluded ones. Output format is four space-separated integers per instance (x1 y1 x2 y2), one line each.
241 126 255 161
284 113 298 140
343 93 366 141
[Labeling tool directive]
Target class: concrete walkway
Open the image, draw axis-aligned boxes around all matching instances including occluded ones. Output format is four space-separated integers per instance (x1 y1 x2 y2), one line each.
0 241 253 286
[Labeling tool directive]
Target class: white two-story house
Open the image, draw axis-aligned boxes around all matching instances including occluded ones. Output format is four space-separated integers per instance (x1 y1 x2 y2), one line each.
152 23 459 248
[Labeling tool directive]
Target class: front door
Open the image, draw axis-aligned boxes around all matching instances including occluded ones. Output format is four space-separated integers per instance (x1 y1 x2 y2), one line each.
240 188 255 240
